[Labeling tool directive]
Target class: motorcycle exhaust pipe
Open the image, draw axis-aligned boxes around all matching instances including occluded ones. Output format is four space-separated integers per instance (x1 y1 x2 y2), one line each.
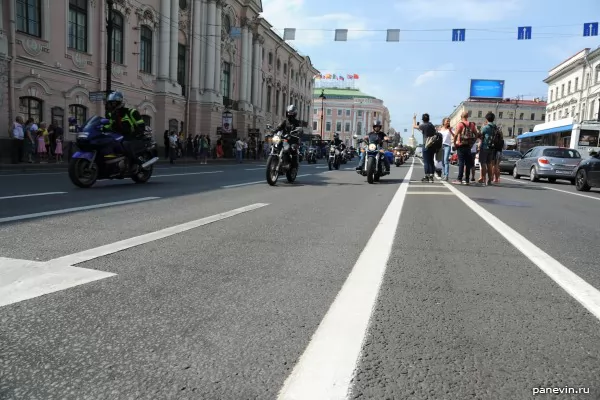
141 156 159 169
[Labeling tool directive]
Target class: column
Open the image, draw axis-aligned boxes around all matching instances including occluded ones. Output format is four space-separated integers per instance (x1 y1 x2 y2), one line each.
240 25 249 103
246 30 253 104
191 0 202 90
158 0 170 79
252 38 260 106
213 1 222 93
199 0 207 90
169 0 179 82
204 0 216 91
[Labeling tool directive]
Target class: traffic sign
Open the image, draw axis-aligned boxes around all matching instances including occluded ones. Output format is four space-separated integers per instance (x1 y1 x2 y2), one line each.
452 29 465 42
518 26 532 40
89 91 106 102
583 22 599 37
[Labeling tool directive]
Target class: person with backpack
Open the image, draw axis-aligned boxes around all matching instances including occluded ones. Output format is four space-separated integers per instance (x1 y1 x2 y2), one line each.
452 111 476 185
478 111 498 186
491 126 505 183
413 113 438 182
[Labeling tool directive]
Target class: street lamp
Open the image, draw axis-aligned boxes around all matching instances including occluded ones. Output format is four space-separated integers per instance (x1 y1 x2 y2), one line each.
105 0 115 104
319 89 326 139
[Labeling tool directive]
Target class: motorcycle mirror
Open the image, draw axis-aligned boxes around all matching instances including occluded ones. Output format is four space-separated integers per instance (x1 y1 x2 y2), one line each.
100 118 110 125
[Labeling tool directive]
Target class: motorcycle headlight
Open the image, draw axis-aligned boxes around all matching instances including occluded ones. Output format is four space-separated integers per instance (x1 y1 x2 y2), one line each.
77 133 89 139
368 144 377 151
272 135 281 144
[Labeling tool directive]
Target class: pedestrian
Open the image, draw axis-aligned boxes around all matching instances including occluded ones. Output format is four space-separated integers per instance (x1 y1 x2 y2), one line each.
200 135 209 164
24 118 37 163
55 135 63 163
235 138 244 163
491 128 504 184
452 111 476 185
412 113 437 182
163 130 170 159
36 123 48 163
169 131 178 164
438 118 453 181
478 112 497 186
10 116 25 164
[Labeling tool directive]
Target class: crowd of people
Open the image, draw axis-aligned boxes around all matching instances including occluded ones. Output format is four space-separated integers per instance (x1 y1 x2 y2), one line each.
415 110 504 185
9 116 64 164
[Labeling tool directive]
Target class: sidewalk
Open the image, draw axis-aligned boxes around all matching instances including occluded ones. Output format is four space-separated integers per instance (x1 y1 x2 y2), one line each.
0 157 266 172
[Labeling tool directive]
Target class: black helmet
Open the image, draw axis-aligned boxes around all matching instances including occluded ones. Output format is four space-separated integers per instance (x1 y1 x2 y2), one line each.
286 104 297 117
333 132 340 139
373 120 382 128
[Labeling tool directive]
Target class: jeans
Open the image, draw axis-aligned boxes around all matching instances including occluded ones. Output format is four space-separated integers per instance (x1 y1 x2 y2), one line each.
442 144 451 176
457 146 474 182
236 150 243 163
422 147 435 175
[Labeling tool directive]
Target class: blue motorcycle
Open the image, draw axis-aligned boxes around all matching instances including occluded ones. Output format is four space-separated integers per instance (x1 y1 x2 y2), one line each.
356 133 390 184
69 116 159 188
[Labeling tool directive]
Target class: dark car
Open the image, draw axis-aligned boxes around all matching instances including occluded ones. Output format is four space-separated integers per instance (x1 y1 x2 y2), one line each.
574 150 600 191
513 146 581 184
498 150 523 173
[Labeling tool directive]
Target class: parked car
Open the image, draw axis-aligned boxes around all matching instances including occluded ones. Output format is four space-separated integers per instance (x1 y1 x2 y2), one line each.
498 150 523 174
574 149 600 191
512 146 581 184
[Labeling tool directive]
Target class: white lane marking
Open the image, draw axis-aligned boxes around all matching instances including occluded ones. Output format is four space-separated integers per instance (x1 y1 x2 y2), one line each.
152 171 223 178
0 257 116 308
442 181 600 322
0 197 159 224
344 167 355 170
278 159 415 400
0 192 67 200
244 167 264 171
222 180 264 188
45 203 269 268
408 184 448 188
316 166 328 169
296 174 311 178
0 172 65 177
407 192 454 195
541 186 600 201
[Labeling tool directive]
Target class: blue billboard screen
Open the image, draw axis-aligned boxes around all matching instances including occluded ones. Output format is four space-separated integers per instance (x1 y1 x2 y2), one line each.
469 79 505 99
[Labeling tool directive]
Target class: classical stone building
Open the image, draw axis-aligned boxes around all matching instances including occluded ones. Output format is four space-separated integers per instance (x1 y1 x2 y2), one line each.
0 0 319 156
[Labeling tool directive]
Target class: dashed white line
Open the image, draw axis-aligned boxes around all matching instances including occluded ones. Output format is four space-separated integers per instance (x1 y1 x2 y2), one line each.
0 192 67 200
0 197 159 224
442 180 600 322
152 171 223 178
278 159 415 400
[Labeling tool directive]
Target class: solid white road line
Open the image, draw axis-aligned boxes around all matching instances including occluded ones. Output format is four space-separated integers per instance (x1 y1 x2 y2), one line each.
244 167 264 171
278 159 415 400
222 180 264 188
0 197 160 224
0 257 116 308
442 181 600 322
45 203 269 268
407 192 454 195
541 186 600 201
0 172 65 177
0 192 67 200
152 171 223 178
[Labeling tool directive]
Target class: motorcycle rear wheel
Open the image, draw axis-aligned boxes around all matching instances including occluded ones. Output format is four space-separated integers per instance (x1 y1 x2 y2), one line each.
266 156 279 186
68 158 98 188
131 152 154 184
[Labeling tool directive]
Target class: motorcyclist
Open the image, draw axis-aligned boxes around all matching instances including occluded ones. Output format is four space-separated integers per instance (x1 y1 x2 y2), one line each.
355 120 391 173
330 133 346 150
103 91 146 166
275 104 301 141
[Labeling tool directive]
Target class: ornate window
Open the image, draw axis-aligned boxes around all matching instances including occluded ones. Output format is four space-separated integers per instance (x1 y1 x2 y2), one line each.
112 12 124 64
266 86 271 111
16 0 42 37
223 15 231 36
69 104 88 126
268 52 273 65
221 62 231 98
68 0 88 52
140 26 153 73
169 119 179 133
277 59 281 72
179 0 188 10
19 97 43 122
177 43 186 91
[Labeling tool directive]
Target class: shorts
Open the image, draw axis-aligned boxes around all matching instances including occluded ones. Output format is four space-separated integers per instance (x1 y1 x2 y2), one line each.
479 149 496 165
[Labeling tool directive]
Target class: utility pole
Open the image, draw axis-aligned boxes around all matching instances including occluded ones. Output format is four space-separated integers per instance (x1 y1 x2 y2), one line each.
105 0 115 103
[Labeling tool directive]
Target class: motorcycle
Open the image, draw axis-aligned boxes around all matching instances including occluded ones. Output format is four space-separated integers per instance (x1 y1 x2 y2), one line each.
356 133 389 184
394 150 404 167
340 148 349 164
328 144 341 170
265 126 302 186
69 116 159 188
306 147 317 164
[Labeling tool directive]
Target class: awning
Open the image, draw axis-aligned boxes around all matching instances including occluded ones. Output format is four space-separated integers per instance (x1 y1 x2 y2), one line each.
516 124 573 140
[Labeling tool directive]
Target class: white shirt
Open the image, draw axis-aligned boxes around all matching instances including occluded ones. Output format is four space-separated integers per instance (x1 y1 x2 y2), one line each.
235 140 244 151
12 123 24 140
169 135 177 145
439 128 452 146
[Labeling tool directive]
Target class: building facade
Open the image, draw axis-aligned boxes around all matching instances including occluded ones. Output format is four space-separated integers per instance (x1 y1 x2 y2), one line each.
311 88 390 144
449 98 547 147
544 47 600 123
0 0 319 156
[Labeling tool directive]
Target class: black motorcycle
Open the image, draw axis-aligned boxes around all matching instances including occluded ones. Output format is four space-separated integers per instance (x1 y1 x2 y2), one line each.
265 127 302 186
356 134 389 184
306 147 317 164
328 144 341 170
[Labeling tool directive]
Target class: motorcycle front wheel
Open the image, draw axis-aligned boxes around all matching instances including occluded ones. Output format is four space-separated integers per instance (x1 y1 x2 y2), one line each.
68 158 99 188
266 155 279 186
367 157 376 184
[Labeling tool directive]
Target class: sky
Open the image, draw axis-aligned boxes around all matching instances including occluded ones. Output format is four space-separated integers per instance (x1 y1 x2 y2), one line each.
261 0 600 144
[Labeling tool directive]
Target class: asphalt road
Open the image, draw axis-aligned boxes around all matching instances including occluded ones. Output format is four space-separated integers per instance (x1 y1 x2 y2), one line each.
1 157 599 400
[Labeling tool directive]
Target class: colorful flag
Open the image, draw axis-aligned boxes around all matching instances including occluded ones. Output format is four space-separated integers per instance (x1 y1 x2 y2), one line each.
347 74 353 79
339 76 344 81
353 74 359 79
325 73 332 79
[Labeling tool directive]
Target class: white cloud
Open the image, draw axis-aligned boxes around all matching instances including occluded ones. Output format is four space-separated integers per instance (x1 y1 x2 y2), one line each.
413 63 454 87
395 0 520 22
261 0 374 47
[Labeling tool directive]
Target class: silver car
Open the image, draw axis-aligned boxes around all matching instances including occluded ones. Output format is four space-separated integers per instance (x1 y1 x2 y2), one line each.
512 146 581 184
